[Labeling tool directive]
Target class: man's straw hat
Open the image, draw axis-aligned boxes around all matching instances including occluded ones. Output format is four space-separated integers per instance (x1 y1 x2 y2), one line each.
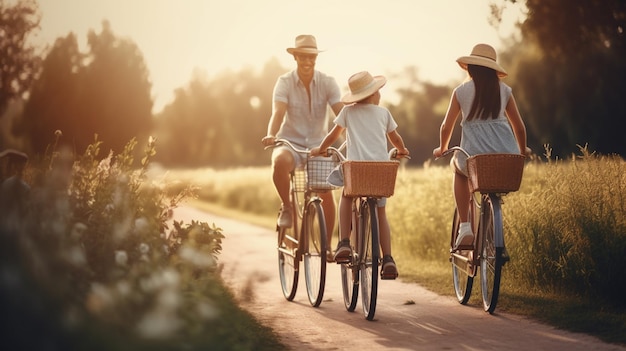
286 34 323 55
456 43 507 78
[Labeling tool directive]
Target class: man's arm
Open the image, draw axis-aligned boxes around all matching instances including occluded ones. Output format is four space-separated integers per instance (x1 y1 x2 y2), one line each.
261 100 287 146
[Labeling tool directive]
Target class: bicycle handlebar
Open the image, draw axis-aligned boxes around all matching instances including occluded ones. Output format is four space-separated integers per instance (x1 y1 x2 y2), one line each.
436 146 470 160
325 146 410 162
264 138 310 154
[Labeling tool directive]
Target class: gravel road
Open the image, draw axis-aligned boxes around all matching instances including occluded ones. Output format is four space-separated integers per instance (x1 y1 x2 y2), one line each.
175 206 626 351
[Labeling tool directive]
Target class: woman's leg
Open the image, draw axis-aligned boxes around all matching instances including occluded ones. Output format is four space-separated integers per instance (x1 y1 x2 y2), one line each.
454 171 471 222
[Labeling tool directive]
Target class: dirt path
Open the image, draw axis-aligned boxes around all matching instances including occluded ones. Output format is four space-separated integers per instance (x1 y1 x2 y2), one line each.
175 206 626 351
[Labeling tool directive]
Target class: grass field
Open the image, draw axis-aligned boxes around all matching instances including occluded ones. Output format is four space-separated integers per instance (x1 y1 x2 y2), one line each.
167 148 626 346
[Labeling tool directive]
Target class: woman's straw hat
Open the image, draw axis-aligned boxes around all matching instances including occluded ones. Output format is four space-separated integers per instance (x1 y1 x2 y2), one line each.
341 71 387 104
456 43 507 78
286 34 323 55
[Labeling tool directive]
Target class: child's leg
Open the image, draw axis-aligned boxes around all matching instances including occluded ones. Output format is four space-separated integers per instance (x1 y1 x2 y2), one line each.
338 193 351 240
378 203 398 279
377 205 391 256
333 193 353 262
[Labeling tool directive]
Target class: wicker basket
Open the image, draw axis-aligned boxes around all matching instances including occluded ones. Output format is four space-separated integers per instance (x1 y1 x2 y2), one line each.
342 161 399 197
306 156 339 191
467 154 525 193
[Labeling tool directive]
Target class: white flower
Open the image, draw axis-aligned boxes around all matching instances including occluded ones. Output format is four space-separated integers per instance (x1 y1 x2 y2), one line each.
115 250 128 266
134 217 150 236
139 243 150 254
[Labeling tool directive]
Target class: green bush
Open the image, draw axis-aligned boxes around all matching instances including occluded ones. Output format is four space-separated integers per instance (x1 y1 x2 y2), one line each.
0 136 284 350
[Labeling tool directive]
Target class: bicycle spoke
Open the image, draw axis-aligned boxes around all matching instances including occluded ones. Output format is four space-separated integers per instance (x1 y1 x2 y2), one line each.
360 198 379 321
303 201 327 307
277 225 299 301
451 209 473 304
480 195 503 314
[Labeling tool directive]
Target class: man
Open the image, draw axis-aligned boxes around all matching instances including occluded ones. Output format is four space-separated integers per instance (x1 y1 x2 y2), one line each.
261 34 343 255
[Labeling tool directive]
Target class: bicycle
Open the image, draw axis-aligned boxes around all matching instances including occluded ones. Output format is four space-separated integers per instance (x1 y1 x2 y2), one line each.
265 138 339 307
325 146 407 320
437 146 525 313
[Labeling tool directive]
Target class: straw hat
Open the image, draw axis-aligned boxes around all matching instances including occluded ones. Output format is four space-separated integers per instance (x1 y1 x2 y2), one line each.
456 43 507 78
341 71 387 104
286 34 323 55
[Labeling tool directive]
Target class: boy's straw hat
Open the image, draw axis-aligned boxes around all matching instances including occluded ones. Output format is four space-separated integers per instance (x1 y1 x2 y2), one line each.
341 71 387 104
286 35 323 55
456 43 507 78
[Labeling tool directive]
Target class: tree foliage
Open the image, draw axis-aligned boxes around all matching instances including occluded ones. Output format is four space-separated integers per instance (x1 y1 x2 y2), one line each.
500 0 626 156
0 0 40 116
154 58 285 167
16 21 153 156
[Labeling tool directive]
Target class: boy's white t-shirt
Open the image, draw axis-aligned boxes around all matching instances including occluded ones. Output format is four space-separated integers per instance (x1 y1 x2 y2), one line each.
334 103 398 161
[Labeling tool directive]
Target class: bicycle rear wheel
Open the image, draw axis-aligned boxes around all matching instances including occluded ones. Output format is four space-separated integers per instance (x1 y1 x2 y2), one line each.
359 198 379 321
303 200 327 307
480 194 503 313
451 209 473 304
277 224 299 301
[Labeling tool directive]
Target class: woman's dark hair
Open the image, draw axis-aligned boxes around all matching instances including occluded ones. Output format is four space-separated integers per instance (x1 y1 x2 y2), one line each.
467 64 500 120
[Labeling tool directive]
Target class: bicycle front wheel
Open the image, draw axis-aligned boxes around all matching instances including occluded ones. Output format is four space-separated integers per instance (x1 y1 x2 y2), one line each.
480 194 503 313
359 198 379 321
303 200 327 307
451 209 473 304
277 224 299 301
341 262 359 311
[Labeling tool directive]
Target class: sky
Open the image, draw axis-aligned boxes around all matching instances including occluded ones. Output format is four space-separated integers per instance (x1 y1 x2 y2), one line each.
34 0 526 112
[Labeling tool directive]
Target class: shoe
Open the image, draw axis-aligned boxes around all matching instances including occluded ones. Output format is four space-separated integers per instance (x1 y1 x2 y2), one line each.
381 255 398 280
277 204 293 228
333 238 351 263
454 222 474 249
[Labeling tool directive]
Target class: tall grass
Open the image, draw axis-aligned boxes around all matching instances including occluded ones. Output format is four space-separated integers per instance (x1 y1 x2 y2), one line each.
505 147 626 304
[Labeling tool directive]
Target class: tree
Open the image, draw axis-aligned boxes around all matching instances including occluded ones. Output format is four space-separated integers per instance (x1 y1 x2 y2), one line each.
0 0 40 117
498 0 626 156
16 33 82 153
387 67 455 165
17 21 153 155
154 58 286 167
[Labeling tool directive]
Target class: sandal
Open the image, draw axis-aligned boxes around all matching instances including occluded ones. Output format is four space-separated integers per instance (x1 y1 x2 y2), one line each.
381 255 398 280
333 238 351 263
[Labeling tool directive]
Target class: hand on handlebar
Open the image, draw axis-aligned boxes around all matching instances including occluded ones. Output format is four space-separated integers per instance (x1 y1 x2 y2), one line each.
433 146 446 159
261 135 276 147
310 147 326 157
390 147 410 159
